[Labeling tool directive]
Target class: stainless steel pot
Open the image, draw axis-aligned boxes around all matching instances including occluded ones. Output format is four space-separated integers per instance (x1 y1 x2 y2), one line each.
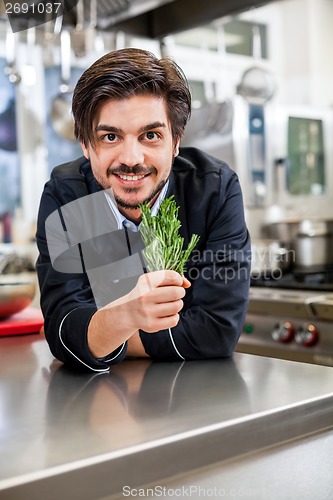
265 218 333 271
251 239 291 278
0 274 37 318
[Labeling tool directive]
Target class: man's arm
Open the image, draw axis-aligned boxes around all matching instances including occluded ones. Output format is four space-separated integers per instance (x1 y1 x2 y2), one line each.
87 271 190 358
127 332 149 357
138 170 251 361
36 175 188 370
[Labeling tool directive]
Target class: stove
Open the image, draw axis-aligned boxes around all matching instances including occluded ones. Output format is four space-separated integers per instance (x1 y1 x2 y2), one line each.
236 272 333 367
250 267 333 292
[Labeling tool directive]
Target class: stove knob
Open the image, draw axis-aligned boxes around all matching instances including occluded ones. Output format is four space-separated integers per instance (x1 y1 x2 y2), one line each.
295 324 319 347
272 321 295 343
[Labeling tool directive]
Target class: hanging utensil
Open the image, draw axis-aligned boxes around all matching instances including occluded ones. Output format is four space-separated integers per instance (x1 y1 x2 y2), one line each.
84 0 102 55
72 0 86 58
51 29 76 142
237 24 275 103
236 25 276 105
20 23 37 87
4 19 21 85
43 3 62 65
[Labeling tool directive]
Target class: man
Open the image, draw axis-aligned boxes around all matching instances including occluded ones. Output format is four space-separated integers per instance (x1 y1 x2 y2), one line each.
36 48 251 372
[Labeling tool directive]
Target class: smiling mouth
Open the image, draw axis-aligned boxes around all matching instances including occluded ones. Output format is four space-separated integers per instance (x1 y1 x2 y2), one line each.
115 174 146 181
113 172 152 184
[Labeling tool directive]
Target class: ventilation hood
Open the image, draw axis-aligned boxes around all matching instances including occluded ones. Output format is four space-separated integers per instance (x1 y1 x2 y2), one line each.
84 0 277 38
1 0 277 38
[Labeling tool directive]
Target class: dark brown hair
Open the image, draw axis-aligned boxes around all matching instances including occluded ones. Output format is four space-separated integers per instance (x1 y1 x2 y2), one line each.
72 48 191 147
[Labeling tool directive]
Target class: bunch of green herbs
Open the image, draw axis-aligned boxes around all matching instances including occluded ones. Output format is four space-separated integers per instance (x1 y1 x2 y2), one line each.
140 195 200 274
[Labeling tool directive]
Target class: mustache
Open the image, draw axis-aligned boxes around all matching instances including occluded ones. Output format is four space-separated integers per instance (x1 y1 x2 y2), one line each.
107 164 157 177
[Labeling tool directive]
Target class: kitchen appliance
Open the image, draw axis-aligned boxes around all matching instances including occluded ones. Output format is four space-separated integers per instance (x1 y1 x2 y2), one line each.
237 270 333 367
235 24 276 208
265 218 333 272
270 105 333 206
241 102 333 365
286 115 325 196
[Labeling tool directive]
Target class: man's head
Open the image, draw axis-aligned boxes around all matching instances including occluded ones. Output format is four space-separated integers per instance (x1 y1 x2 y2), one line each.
72 48 191 148
72 48 192 219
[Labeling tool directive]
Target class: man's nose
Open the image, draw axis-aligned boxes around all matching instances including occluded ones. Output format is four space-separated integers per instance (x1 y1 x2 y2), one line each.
117 139 145 166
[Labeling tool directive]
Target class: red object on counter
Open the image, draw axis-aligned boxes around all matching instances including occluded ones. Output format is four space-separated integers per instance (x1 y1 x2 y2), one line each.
0 307 44 337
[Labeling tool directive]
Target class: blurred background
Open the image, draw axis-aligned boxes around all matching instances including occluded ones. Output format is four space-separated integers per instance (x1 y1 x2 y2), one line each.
2 1 333 367
0 0 332 245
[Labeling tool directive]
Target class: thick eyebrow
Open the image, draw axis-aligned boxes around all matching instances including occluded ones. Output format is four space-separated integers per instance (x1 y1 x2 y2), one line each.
94 122 167 134
94 125 122 134
139 122 167 133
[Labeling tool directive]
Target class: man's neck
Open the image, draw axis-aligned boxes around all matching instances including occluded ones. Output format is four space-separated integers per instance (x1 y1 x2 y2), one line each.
117 206 142 225
117 192 161 224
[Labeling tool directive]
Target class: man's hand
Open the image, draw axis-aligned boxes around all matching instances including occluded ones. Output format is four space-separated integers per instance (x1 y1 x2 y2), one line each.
125 270 190 333
88 270 190 359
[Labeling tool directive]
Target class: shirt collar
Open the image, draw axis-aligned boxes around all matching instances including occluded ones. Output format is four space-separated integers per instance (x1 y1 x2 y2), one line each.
104 181 169 232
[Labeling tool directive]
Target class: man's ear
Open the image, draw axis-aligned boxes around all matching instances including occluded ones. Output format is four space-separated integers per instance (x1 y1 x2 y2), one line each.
81 142 89 159
173 137 180 157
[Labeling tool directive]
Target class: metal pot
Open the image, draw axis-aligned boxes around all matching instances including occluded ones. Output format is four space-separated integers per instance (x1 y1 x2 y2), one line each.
265 218 333 271
251 239 291 278
0 274 37 318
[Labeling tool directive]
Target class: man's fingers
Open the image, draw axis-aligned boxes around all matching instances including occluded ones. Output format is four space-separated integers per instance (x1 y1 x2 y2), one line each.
139 269 184 289
154 300 184 317
182 277 191 288
154 285 185 304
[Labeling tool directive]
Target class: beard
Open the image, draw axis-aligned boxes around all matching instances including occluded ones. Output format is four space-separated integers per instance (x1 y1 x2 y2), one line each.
113 178 168 210
92 158 175 210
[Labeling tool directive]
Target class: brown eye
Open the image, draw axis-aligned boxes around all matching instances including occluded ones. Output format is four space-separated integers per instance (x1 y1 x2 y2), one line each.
146 131 157 140
105 133 117 142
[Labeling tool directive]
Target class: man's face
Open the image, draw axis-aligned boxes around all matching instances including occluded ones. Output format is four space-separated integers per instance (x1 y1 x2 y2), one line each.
81 95 180 219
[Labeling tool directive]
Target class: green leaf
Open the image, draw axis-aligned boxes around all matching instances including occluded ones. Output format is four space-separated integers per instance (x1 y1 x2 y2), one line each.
139 196 200 273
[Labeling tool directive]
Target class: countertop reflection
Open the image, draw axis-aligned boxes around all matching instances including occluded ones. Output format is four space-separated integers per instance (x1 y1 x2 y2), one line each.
44 356 250 455
0 335 332 500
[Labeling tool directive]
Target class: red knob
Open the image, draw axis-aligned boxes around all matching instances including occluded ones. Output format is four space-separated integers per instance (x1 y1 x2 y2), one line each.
295 324 319 347
272 321 295 343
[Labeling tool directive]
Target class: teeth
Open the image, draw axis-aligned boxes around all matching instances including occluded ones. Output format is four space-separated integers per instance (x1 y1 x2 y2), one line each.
118 175 145 181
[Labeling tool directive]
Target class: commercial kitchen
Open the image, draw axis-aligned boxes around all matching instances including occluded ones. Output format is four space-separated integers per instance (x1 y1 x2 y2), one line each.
1 0 333 498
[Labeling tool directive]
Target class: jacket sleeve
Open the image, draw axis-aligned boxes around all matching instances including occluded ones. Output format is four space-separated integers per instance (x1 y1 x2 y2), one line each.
36 178 127 372
139 170 251 361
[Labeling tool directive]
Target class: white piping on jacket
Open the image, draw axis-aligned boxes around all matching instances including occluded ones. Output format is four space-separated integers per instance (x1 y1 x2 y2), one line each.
58 308 125 372
168 328 185 360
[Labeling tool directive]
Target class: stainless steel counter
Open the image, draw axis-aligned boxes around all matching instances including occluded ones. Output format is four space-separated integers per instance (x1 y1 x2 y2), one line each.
0 334 333 500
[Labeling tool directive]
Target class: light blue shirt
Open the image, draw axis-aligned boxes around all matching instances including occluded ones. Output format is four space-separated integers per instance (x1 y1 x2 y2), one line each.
104 181 169 232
